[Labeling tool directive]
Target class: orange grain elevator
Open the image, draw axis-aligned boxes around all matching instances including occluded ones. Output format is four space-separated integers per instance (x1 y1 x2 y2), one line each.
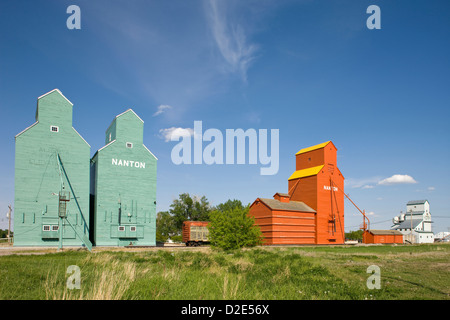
250 141 345 245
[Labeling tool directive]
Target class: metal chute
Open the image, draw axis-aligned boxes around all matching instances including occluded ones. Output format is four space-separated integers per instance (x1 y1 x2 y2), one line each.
56 152 92 251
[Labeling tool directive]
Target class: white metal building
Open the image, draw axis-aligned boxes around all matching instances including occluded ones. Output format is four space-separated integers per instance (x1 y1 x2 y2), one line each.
434 232 450 242
391 200 434 243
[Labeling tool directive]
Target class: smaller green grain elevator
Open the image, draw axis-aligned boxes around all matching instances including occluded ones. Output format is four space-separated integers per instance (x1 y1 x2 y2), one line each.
90 109 157 246
14 89 91 248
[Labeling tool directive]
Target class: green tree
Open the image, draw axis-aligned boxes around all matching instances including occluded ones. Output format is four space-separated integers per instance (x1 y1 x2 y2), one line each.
156 211 177 242
208 204 263 250
345 230 363 241
170 193 211 231
214 199 247 212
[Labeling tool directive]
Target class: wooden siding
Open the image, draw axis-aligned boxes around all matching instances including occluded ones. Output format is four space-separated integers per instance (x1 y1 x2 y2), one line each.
249 201 316 245
91 110 157 246
14 90 90 247
252 140 345 246
364 231 404 244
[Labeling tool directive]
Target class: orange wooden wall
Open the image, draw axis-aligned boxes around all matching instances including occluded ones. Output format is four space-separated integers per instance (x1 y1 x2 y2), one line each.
250 200 316 245
290 142 345 244
364 232 403 244
250 141 345 246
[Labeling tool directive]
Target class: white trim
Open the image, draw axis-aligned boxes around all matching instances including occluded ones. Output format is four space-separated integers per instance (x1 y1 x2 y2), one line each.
72 127 91 147
118 226 125 232
105 109 144 134
50 125 59 132
116 109 144 123
43 225 51 231
52 225 59 231
38 89 73 106
143 144 158 160
97 139 116 152
15 121 39 138
130 226 136 232
126 142 133 148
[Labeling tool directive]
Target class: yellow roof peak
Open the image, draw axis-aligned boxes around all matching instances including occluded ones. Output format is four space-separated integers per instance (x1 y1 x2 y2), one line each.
295 141 331 155
288 165 324 181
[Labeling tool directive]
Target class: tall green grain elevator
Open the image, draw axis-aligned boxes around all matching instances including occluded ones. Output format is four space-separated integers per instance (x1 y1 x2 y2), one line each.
14 89 92 248
90 109 157 246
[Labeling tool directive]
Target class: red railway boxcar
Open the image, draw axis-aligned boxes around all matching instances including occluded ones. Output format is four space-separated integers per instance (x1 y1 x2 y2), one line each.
182 221 210 246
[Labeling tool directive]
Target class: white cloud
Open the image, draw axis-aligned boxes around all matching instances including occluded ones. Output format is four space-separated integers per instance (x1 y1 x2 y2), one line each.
159 127 194 142
205 0 258 82
378 174 417 185
428 186 435 191
362 185 374 189
153 104 172 117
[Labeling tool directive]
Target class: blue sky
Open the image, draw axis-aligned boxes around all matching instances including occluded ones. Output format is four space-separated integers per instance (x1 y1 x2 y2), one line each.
0 0 449 233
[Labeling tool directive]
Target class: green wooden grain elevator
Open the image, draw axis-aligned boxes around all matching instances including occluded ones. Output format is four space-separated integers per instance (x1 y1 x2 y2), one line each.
90 109 157 246
14 89 92 248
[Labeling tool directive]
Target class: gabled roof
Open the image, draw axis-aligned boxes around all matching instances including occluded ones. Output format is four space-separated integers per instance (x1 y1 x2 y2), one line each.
105 108 144 134
17 89 88 145
144 144 158 160
35 89 73 122
273 192 290 197
392 219 423 230
288 165 324 181
72 127 90 147
296 141 333 155
368 230 403 236
407 200 428 205
38 89 73 106
256 198 316 213
15 121 38 138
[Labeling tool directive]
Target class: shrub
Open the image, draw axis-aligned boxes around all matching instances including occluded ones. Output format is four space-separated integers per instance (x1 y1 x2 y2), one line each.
208 205 263 250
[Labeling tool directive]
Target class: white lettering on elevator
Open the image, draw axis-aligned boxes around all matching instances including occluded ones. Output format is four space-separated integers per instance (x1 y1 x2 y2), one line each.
112 158 146 168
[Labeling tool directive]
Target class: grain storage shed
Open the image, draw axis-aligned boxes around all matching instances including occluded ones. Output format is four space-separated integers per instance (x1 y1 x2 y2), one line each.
249 141 345 245
90 109 157 246
14 89 91 248
249 193 316 245
363 230 403 244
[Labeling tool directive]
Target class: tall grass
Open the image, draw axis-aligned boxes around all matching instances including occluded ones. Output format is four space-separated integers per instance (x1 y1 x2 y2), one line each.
0 244 448 300
44 253 136 300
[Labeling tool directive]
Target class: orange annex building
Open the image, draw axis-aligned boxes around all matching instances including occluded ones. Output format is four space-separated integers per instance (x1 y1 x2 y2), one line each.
363 230 403 244
250 141 345 245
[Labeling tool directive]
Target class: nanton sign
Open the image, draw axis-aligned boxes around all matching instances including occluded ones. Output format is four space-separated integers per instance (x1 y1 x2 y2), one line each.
112 158 146 168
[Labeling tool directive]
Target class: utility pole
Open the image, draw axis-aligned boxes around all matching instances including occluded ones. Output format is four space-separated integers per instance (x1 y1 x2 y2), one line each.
410 209 413 244
7 205 12 244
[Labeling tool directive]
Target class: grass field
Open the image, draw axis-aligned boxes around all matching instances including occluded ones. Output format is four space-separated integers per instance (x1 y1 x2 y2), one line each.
0 244 449 300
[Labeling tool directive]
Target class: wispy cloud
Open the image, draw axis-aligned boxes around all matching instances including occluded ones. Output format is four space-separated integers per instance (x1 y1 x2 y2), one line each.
86 1 224 118
345 176 382 189
153 104 172 117
205 0 259 82
378 174 417 186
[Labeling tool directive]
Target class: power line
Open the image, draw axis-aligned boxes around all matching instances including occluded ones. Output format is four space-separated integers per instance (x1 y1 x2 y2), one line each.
346 218 393 230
